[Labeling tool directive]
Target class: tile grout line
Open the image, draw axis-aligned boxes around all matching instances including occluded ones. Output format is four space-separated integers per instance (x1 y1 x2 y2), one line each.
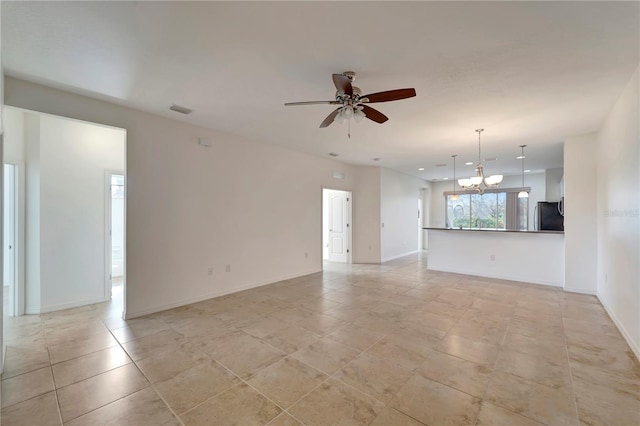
99 316 187 426
471 295 514 426
41 314 65 426
560 306 583 426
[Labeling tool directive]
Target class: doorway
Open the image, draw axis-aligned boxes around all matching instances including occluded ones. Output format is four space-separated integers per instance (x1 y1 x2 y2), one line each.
421 188 429 251
106 172 125 313
3 164 17 317
322 188 352 263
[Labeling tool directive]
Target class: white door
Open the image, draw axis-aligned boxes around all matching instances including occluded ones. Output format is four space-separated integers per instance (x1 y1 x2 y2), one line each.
3 165 16 316
328 190 349 263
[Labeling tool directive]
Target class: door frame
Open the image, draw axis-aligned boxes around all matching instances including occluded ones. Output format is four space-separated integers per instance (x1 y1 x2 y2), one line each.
321 187 353 265
104 170 125 303
3 163 20 317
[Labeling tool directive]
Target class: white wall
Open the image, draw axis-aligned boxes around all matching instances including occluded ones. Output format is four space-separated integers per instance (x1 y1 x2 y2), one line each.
564 134 597 294
595 67 639 357
5 77 368 318
38 115 125 311
545 168 564 202
428 229 565 286
352 166 381 264
429 172 547 231
380 168 427 261
24 113 40 314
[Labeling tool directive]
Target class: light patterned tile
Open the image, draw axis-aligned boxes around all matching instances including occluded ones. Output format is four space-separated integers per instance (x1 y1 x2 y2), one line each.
1 366 55 408
289 379 385 426
247 357 327 408
66 387 178 426
292 337 359 375
180 383 281 426
391 374 481 426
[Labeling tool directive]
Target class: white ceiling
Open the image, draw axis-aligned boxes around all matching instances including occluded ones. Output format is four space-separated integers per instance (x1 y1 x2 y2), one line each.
3 1 638 181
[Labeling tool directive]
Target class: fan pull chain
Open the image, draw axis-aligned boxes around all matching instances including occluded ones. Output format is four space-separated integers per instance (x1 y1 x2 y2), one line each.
348 119 351 139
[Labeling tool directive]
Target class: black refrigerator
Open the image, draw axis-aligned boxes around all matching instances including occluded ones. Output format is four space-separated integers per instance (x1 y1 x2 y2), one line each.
537 201 564 231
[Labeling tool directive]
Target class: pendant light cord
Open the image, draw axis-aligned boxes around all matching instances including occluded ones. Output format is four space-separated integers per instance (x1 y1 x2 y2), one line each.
520 145 526 187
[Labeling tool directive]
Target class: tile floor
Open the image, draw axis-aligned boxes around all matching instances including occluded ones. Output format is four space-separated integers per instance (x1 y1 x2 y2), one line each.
2 255 639 425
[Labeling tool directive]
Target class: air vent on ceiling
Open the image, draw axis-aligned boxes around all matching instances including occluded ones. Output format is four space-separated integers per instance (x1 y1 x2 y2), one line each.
170 104 193 115
435 163 447 167
484 157 497 161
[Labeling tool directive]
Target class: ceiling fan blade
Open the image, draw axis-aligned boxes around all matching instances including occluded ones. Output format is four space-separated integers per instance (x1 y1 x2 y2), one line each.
319 108 341 128
362 105 388 124
362 88 416 103
332 74 353 96
284 101 340 106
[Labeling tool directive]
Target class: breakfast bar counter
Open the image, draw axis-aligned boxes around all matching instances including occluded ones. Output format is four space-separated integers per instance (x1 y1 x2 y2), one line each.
424 227 565 286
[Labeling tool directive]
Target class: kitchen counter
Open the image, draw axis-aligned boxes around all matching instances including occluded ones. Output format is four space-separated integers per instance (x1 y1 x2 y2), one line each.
424 227 564 234
426 228 564 287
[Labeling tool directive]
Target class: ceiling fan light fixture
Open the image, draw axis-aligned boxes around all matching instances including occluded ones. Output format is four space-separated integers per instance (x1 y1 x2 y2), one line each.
353 108 366 123
334 111 345 124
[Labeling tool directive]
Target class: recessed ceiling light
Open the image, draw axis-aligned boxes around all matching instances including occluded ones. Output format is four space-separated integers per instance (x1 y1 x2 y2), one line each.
516 155 525 159
465 162 474 166
169 104 193 115
443 177 449 180
328 152 339 157
524 169 531 173
418 167 425 171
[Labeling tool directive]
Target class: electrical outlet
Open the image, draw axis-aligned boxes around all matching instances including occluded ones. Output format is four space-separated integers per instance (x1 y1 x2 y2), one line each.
489 254 496 261
225 264 231 272
208 267 213 276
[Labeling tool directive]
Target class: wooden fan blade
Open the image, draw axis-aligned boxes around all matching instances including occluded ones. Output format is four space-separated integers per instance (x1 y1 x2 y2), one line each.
320 108 341 128
362 88 416 103
332 74 353 96
284 101 340 106
362 105 388 124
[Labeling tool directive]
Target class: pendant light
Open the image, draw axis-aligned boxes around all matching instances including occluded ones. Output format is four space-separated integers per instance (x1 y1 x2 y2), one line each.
450 154 459 201
518 145 529 198
458 129 503 193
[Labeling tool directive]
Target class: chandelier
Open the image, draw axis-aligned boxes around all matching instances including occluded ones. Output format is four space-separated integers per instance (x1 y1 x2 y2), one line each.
518 145 529 198
458 129 503 193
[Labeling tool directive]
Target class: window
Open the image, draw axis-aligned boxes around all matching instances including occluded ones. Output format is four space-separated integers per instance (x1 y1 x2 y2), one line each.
446 190 528 230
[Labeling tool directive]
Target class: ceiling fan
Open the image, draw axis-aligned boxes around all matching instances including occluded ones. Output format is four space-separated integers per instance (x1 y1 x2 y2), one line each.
284 71 416 128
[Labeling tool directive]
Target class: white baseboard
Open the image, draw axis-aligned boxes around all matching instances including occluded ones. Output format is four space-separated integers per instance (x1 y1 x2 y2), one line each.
125 268 321 319
381 250 419 263
40 296 109 314
563 287 597 295
427 265 563 288
597 294 640 362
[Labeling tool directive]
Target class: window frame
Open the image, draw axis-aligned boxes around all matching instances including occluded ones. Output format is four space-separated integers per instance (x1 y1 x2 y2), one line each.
444 187 530 231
